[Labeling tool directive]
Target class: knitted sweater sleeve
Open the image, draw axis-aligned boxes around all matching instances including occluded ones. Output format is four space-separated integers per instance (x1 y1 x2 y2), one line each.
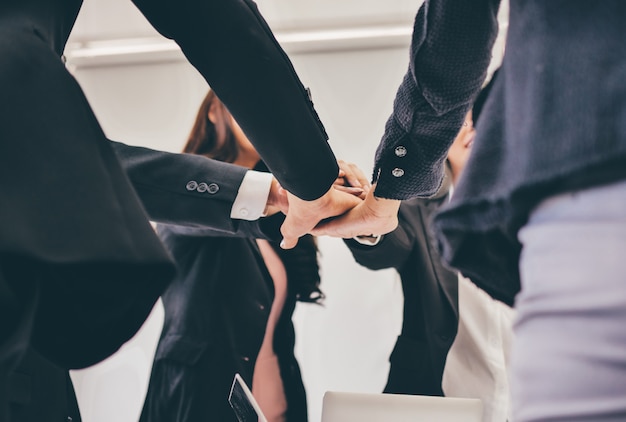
373 0 501 200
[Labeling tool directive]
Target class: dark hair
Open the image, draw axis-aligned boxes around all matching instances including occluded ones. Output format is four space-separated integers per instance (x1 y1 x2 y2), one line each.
182 90 239 163
185 90 324 304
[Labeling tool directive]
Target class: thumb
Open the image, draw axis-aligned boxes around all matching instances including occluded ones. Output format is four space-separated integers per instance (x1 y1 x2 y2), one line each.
280 235 298 250
279 213 304 249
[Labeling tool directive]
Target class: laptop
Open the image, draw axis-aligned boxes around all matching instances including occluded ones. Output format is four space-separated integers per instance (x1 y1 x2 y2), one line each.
228 373 268 422
321 391 483 422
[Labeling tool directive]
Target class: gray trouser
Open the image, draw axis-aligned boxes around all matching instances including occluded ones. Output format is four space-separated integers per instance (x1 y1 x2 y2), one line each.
514 179 626 421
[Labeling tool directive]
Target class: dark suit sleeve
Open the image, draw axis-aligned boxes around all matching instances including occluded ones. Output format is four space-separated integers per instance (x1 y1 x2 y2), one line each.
344 222 414 271
111 140 248 232
130 0 338 201
372 0 500 200
157 213 285 242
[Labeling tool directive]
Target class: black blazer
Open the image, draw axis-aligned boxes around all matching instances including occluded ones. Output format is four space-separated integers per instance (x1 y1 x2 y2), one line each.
0 0 338 372
2 0 338 420
140 219 308 422
2 151 287 422
344 177 458 396
5 350 81 422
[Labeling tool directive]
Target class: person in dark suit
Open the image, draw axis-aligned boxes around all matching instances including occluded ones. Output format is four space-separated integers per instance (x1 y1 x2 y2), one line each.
0 0 361 420
340 90 479 398
343 171 457 398
140 90 323 422
344 82 515 422
315 1 626 420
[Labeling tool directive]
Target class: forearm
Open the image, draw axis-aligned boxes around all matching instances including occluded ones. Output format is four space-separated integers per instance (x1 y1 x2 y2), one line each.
157 212 285 241
132 0 338 200
112 140 245 231
373 0 501 200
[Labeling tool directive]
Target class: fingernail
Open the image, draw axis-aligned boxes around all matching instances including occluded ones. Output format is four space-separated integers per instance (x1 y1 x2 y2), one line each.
280 239 286 249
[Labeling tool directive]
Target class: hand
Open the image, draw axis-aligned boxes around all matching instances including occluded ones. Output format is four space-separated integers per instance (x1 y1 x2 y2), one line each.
335 160 371 193
311 184 400 239
280 186 363 249
264 178 289 216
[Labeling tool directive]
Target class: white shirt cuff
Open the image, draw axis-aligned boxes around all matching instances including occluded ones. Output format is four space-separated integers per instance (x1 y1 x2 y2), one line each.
353 235 383 246
230 170 273 220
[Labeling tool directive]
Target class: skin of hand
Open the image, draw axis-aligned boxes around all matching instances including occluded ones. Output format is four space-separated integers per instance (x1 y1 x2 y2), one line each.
264 162 368 216
311 184 401 239
335 159 371 193
280 187 364 249
264 178 289 216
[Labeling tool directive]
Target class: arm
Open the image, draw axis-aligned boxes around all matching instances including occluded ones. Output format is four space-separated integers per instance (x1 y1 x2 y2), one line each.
313 0 499 238
343 171 452 270
344 217 414 271
131 0 367 248
131 0 338 201
373 0 501 200
111 140 248 232
157 212 285 241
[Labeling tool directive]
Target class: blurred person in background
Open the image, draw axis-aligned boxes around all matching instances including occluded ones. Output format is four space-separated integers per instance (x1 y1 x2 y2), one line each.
140 90 325 422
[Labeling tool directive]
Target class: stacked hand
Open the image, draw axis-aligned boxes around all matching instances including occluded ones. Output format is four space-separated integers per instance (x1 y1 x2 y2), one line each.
266 160 401 248
311 185 400 239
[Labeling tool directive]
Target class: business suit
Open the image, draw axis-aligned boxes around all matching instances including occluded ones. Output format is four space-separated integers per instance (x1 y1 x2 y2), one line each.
7 350 81 422
0 0 337 368
140 220 309 422
0 0 337 419
344 174 458 396
4 149 286 422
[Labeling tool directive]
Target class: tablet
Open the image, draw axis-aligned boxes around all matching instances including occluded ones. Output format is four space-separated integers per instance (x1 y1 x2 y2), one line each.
228 373 268 422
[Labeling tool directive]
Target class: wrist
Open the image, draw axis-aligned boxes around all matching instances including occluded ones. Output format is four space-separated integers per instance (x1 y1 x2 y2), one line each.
265 178 287 215
368 187 401 216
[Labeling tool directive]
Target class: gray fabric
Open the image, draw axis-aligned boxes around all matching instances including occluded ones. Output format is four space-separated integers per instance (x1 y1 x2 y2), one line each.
513 179 626 422
435 1 626 305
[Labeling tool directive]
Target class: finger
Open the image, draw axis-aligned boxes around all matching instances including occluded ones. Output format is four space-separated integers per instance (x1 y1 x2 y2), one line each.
347 163 370 188
343 167 361 188
280 235 299 249
337 160 362 188
334 177 348 186
333 185 365 197
280 218 304 249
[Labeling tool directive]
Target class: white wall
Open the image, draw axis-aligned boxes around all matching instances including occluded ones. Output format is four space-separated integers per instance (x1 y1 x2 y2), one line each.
65 1 508 421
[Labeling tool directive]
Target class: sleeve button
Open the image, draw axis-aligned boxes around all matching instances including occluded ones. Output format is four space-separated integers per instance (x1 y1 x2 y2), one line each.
207 183 219 194
197 182 208 192
392 168 405 177
186 181 198 191
394 146 407 157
